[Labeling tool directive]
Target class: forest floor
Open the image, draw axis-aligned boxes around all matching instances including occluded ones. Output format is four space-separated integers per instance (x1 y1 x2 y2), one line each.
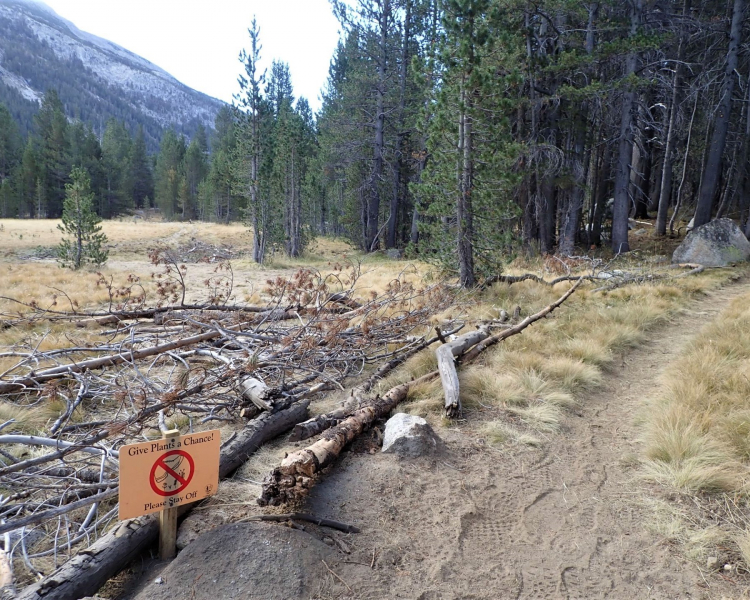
108 258 750 600
2 219 749 598
119 277 750 600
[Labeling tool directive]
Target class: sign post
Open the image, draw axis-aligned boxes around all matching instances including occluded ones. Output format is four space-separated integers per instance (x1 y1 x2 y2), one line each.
118 428 221 559
158 429 180 559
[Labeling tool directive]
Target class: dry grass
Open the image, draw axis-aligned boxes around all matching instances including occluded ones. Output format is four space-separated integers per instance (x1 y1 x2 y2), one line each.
387 259 742 438
637 288 750 572
640 291 750 493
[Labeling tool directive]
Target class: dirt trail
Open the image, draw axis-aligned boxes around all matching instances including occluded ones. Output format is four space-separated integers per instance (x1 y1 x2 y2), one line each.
132 281 750 600
301 281 750 600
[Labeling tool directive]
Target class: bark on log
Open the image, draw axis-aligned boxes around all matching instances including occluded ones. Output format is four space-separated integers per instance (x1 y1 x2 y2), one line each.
289 390 365 442
16 401 310 600
259 373 436 507
436 327 490 418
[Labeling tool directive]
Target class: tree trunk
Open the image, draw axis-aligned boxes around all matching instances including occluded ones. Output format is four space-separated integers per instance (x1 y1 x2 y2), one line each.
559 128 589 256
612 0 642 254
387 0 411 249
437 327 491 417
694 0 744 228
458 86 476 287
366 0 390 252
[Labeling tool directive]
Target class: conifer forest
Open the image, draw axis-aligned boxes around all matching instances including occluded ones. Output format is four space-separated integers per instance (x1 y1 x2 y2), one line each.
0 0 748 286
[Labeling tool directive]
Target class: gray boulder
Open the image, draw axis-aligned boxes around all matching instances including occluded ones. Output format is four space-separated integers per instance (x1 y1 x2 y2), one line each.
386 248 403 260
382 413 442 457
672 218 750 267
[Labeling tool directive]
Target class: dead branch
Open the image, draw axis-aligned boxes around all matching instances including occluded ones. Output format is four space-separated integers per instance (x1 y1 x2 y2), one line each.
462 279 584 362
15 400 311 600
259 280 584 506
289 323 465 442
241 513 361 533
1 261 459 589
436 327 492 418
591 263 706 293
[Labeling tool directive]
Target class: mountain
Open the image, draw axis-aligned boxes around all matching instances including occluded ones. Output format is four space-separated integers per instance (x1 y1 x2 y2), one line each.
0 0 224 150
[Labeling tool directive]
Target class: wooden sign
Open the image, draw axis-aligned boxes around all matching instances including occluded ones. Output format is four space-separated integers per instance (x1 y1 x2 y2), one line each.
118 430 220 521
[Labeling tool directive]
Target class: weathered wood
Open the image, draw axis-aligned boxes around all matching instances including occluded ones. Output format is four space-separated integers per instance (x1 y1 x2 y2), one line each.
16 401 310 600
0 549 13 589
463 279 583 362
259 374 436 506
289 391 364 442
436 327 491 418
239 376 276 411
158 429 180 560
260 281 584 507
289 325 465 442
242 513 361 533
0 330 223 395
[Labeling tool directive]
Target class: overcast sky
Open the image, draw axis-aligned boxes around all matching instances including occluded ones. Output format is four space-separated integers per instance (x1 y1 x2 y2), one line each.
41 0 342 112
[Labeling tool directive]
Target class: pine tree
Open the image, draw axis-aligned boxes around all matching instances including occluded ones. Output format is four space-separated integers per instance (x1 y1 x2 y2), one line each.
130 126 154 209
57 167 109 269
35 90 70 217
235 18 278 262
416 0 521 286
182 126 209 220
101 119 133 216
153 129 186 219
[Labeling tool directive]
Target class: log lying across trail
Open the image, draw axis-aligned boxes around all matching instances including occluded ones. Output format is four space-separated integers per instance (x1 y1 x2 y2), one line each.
259 376 433 506
259 279 584 506
16 401 310 600
289 324 465 442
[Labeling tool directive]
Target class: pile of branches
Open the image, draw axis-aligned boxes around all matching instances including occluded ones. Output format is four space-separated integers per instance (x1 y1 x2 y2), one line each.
0 250 458 584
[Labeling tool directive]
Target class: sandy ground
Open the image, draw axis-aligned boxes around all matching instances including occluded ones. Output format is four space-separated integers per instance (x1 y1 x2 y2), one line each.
122 280 750 600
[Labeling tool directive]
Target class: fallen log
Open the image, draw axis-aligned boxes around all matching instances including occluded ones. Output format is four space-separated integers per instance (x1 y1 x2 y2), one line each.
259 280 584 507
16 400 310 600
436 327 491 418
482 273 598 288
258 373 437 506
239 376 278 411
289 324 464 442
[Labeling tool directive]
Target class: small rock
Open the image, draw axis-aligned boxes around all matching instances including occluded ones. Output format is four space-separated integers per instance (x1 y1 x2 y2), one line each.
382 413 442 458
322 537 334 546
724 563 733 572
706 556 718 570
385 248 403 260
154 577 164 585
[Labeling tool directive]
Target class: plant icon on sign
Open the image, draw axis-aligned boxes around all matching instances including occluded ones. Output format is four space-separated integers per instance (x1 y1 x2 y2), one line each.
154 454 185 491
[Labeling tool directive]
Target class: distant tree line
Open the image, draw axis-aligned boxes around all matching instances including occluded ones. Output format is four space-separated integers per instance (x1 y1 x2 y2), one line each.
0 89 154 219
3 0 750 287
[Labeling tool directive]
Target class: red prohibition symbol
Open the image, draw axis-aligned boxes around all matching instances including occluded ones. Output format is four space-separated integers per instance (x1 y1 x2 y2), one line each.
149 450 195 497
